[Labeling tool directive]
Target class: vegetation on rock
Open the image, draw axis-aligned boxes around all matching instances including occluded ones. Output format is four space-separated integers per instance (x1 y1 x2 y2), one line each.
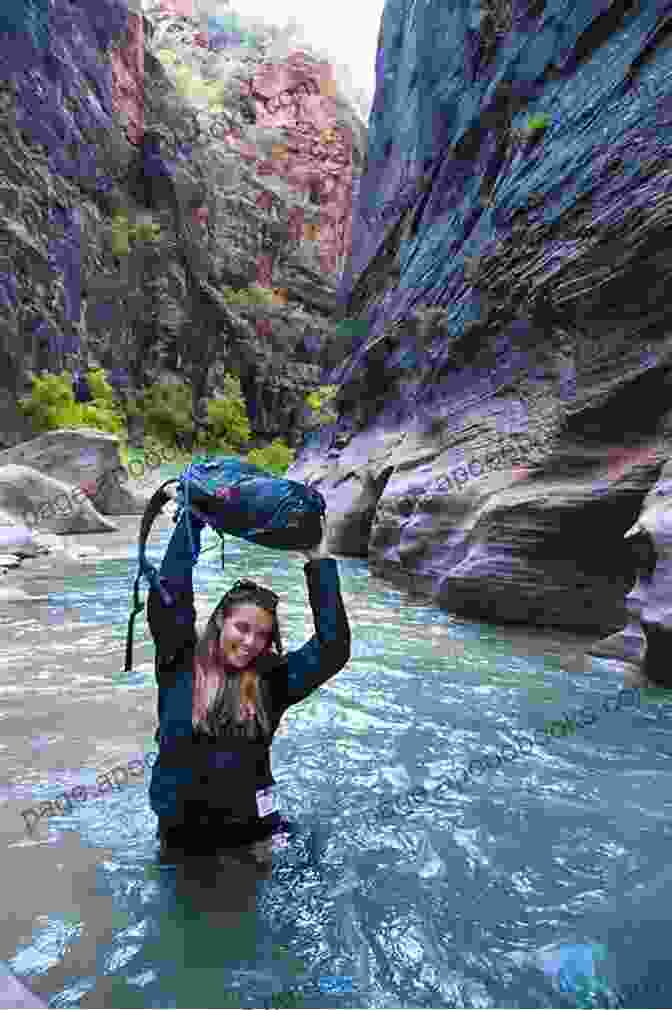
220 285 278 307
18 370 125 436
18 369 295 474
247 438 296 475
524 113 551 134
110 212 162 257
131 376 251 452
305 385 339 427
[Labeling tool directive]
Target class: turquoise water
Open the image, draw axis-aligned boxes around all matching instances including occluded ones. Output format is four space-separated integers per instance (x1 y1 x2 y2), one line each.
2 505 672 1008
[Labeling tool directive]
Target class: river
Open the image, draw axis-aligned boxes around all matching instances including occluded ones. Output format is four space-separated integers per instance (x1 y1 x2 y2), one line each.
1 489 672 1009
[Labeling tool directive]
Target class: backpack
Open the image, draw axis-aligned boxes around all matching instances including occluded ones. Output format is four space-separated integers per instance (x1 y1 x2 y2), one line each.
124 455 327 671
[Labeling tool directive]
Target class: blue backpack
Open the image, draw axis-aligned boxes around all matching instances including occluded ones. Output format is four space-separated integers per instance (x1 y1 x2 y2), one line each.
124 456 326 671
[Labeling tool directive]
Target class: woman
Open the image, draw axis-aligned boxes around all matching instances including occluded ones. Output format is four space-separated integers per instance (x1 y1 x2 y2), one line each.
146 503 350 861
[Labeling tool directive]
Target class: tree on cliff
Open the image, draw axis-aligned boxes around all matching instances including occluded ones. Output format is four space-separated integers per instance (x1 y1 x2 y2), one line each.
85 204 167 448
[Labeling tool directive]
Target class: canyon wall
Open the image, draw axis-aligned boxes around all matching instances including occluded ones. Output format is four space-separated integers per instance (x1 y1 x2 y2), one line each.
288 0 672 635
0 0 366 447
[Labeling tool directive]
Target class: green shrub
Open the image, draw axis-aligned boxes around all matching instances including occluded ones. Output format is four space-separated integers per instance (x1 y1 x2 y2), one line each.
305 384 338 427
525 113 550 134
78 402 126 435
110 211 161 256
221 285 276 307
18 369 125 435
130 218 161 243
18 371 72 431
170 62 232 111
248 284 276 305
110 212 130 257
246 438 295 475
141 381 195 447
199 374 251 451
86 367 119 408
141 374 251 454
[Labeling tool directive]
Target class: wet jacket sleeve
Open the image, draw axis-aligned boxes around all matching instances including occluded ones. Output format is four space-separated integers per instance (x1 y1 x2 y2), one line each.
277 557 351 707
146 510 205 685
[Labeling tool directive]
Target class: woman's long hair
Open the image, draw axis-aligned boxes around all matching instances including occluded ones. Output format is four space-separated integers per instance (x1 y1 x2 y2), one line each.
191 580 283 740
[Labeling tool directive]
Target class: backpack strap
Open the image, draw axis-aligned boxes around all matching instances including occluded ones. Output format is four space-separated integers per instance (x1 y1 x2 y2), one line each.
124 477 179 672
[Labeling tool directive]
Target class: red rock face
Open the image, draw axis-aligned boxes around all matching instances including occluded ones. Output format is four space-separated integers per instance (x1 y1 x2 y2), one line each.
605 445 659 482
109 12 355 279
237 51 354 278
110 11 145 146
256 253 274 289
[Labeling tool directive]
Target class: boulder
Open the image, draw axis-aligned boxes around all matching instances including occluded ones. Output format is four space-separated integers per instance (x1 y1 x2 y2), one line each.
589 460 672 679
0 429 149 516
291 418 659 632
587 624 646 665
0 465 118 534
315 461 397 557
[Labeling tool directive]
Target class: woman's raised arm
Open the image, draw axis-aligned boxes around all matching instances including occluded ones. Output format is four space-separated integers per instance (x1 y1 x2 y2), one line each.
281 550 351 705
147 506 205 677
300 515 331 563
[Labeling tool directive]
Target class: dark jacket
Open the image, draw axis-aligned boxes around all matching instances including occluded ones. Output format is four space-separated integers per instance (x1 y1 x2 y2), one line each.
146 511 351 842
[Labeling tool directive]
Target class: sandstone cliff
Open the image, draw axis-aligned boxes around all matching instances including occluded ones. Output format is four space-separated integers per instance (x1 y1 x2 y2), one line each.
0 0 366 449
288 0 672 635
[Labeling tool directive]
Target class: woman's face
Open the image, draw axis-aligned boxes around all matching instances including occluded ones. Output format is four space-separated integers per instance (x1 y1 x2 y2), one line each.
218 604 274 668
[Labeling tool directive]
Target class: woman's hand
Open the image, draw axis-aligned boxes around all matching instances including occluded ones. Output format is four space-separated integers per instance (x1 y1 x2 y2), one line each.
301 516 331 562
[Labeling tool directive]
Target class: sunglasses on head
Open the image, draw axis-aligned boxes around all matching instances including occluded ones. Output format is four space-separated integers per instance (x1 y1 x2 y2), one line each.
226 579 279 610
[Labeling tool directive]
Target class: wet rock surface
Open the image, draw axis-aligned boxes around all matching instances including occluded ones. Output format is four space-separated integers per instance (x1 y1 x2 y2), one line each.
590 457 672 677
289 0 672 636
